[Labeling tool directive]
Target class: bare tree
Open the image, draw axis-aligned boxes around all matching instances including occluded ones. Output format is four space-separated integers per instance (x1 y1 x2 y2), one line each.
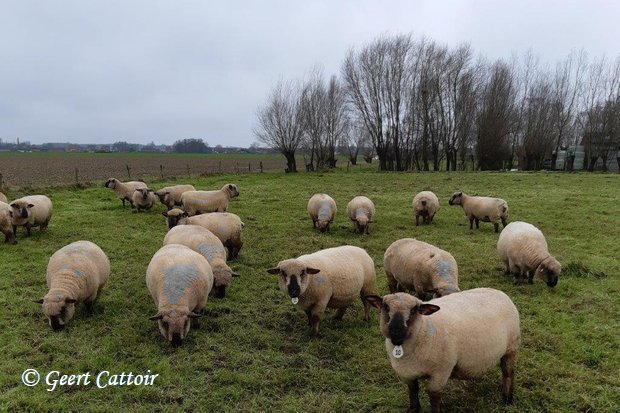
254 79 304 172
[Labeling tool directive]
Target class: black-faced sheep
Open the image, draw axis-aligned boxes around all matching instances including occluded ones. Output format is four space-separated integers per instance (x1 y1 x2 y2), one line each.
180 184 239 216
155 184 196 210
307 193 337 232
10 195 53 236
104 178 147 207
412 191 439 226
346 196 375 234
448 191 509 233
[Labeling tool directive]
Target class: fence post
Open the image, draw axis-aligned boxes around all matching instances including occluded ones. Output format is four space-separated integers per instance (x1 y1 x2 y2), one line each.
0 173 3 192
75 168 79 184
160 164 164 179
347 161 350 172
126 164 131 179
248 162 251 172
186 164 191 178
260 161 263 173
219 160 222 173
235 162 239 173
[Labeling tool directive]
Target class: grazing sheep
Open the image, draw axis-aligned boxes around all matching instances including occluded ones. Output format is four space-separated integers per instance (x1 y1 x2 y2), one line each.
0 192 7 203
104 178 147 207
307 193 337 232
448 191 509 233
146 244 214 347
267 245 376 337
365 288 520 412
131 188 156 212
497 221 561 287
0 201 16 244
180 184 239 216
163 209 244 259
384 238 459 299
155 184 196 210
346 196 375 234
163 225 239 298
10 195 53 236
412 191 439 226
36 241 110 330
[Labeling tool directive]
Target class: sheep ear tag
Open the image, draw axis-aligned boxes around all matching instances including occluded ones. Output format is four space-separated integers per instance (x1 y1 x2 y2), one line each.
392 345 404 358
291 297 299 305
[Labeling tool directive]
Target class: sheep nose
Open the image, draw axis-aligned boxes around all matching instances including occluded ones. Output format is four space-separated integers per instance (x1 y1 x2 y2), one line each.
171 334 182 347
388 314 407 345
50 317 64 331
215 286 226 298
547 278 558 287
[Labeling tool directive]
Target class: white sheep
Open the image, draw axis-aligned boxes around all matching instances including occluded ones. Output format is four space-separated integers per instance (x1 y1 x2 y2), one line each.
131 188 156 212
267 245 376 337
36 241 110 330
0 192 7 203
0 201 16 244
346 196 375 234
365 288 520 412
163 209 244 259
448 191 509 233
10 195 53 236
104 178 147 207
180 184 239 216
497 221 561 287
412 191 439 226
146 244 214 347
384 238 460 298
155 184 196 210
307 193 337 232
163 225 239 298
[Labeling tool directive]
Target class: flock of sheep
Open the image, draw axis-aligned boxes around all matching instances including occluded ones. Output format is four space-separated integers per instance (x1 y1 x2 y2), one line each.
0 178 563 412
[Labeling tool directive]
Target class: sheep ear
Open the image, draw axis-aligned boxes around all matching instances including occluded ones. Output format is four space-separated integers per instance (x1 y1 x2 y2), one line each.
417 304 440 315
65 298 77 304
162 211 168 217
188 312 202 318
364 294 384 309
149 313 163 321
27 204 35 208
182 212 189 217
306 267 320 274
266 267 280 274
231 272 240 277
10 203 18 208
228 184 233 189
34 298 44 304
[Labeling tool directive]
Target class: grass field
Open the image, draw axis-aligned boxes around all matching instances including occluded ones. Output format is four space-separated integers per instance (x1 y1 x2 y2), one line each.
0 170 618 412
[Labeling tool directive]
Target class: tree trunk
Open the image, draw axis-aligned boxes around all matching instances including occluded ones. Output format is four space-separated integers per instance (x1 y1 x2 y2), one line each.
284 151 297 173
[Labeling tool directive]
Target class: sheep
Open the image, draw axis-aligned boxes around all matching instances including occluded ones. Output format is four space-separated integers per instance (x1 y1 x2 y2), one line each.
0 201 16 244
131 188 155 212
412 191 439 226
346 196 375 234
104 178 147 207
267 245 376 337
35 241 110 330
180 184 239 216
162 209 244 259
155 184 196 210
10 195 53 236
0 192 7 203
307 193 337 232
146 244 214 347
448 191 509 233
497 221 561 287
163 225 239 298
365 288 521 412
384 238 460 299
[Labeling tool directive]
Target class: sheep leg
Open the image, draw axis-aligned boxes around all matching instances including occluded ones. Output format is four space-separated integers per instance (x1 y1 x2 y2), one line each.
468 217 474 230
312 219 317 228
309 302 327 337
494 222 500 233
121 199 126 206
475 218 480 229
415 214 420 226
386 271 398 294
501 353 516 404
12 224 17 236
84 300 95 316
305 310 312 327
428 391 442 413
407 379 421 413
501 217 508 227
310 315 321 337
333 307 347 321
25 224 32 236
5 231 17 244
360 293 371 321
430 213 435 223
527 271 535 284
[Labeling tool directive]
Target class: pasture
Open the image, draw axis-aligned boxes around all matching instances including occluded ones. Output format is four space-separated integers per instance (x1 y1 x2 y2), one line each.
0 169 618 412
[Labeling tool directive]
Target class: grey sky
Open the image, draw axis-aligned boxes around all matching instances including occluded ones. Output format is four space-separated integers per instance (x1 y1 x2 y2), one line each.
1 0 618 146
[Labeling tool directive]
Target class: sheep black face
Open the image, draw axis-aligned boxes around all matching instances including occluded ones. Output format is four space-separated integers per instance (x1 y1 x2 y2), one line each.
37 295 77 331
267 261 320 302
448 192 463 206
226 184 239 198
537 258 561 287
162 209 187 229
11 202 33 219
104 178 116 188
149 309 201 347
365 293 440 346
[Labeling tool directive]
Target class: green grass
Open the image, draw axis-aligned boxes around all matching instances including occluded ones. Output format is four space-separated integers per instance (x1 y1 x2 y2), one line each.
0 171 618 412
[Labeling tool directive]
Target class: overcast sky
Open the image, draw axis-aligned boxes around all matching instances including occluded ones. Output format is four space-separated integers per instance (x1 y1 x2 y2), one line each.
1 0 618 146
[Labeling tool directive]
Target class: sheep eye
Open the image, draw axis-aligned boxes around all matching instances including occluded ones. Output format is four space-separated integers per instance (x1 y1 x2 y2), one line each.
382 303 390 312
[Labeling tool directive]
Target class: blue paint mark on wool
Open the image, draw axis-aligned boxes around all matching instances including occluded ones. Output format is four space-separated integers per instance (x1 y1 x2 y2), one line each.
315 275 325 286
192 199 210 204
161 263 202 304
196 243 222 262
60 263 85 278
426 319 436 337
318 200 332 220
435 260 454 286
355 207 366 218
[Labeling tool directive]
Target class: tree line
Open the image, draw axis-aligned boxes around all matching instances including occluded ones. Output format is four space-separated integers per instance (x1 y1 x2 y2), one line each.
255 34 620 172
